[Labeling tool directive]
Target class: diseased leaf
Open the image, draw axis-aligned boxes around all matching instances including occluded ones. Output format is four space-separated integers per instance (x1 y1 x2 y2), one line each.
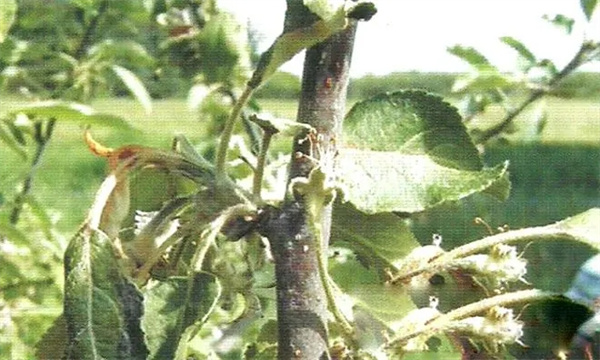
10 101 134 130
63 169 148 359
581 0 598 20
112 65 153 115
36 315 68 360
331 202 420 276
63 225 147 359
142 272 221 360
0 0 16 43
500 36 536 65
337 149 509 214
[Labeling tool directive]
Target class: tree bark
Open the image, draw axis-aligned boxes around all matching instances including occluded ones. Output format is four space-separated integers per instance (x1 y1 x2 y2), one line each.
261 5 357 358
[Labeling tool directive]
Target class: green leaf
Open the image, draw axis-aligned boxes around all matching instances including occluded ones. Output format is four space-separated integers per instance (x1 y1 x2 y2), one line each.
249 114 313 137
500 36 536 65
0 122 27 160
0 0 16 43
112 65 153 115
248 2 348 89
581 0 598 21
89 40 155 67
9 101 134 130
0 217 29 245
340 91 510 214
452 71 514 93
63 226 147 359
337 150 509 214
447 45 491 69
142 272 221 360
352 285 416 332
173 134 214 170
554 208 600 249
543 14 575 34
344 91 481 170
331 202 420 277
23 195 54 241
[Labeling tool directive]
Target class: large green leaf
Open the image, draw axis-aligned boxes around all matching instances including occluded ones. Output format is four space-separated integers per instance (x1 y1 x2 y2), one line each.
344 90 480 170
142 272 221 360
9 101 134 130
0 0 16 43
63 226 147 359
340 91 510 214
111 65 152 115
331 202 420 275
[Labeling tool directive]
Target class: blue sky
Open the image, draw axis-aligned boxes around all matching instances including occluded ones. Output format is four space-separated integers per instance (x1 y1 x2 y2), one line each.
220 0 600 77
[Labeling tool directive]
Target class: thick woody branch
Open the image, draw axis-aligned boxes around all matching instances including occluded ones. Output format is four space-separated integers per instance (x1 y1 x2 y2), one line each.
260 6 357 359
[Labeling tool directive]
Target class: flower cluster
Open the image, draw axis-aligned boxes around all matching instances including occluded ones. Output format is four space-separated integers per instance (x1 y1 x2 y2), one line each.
446 306 525 353
452 243 528 291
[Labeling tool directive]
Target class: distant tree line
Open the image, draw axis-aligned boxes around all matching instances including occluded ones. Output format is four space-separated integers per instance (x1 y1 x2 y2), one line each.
253 71 600 100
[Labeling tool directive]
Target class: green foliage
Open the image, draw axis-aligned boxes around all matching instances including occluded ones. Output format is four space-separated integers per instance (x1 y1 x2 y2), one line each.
1 1 599 359
348 72 457 99
142 273 221 359
338 91 509 214
0 0 16 43
6 101 135 130
111 65 153 114
448 7 599 144
581 0 599 20
63 226 146 359
331 202 420 277
253 71 301 99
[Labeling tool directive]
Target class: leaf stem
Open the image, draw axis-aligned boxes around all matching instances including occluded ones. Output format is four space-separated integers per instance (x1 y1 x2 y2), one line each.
190 204 256 272
252 131 274 200
10 120 55 224
386 289 557 349
390 220 597 284
215 86 254 179
313 219 354 334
